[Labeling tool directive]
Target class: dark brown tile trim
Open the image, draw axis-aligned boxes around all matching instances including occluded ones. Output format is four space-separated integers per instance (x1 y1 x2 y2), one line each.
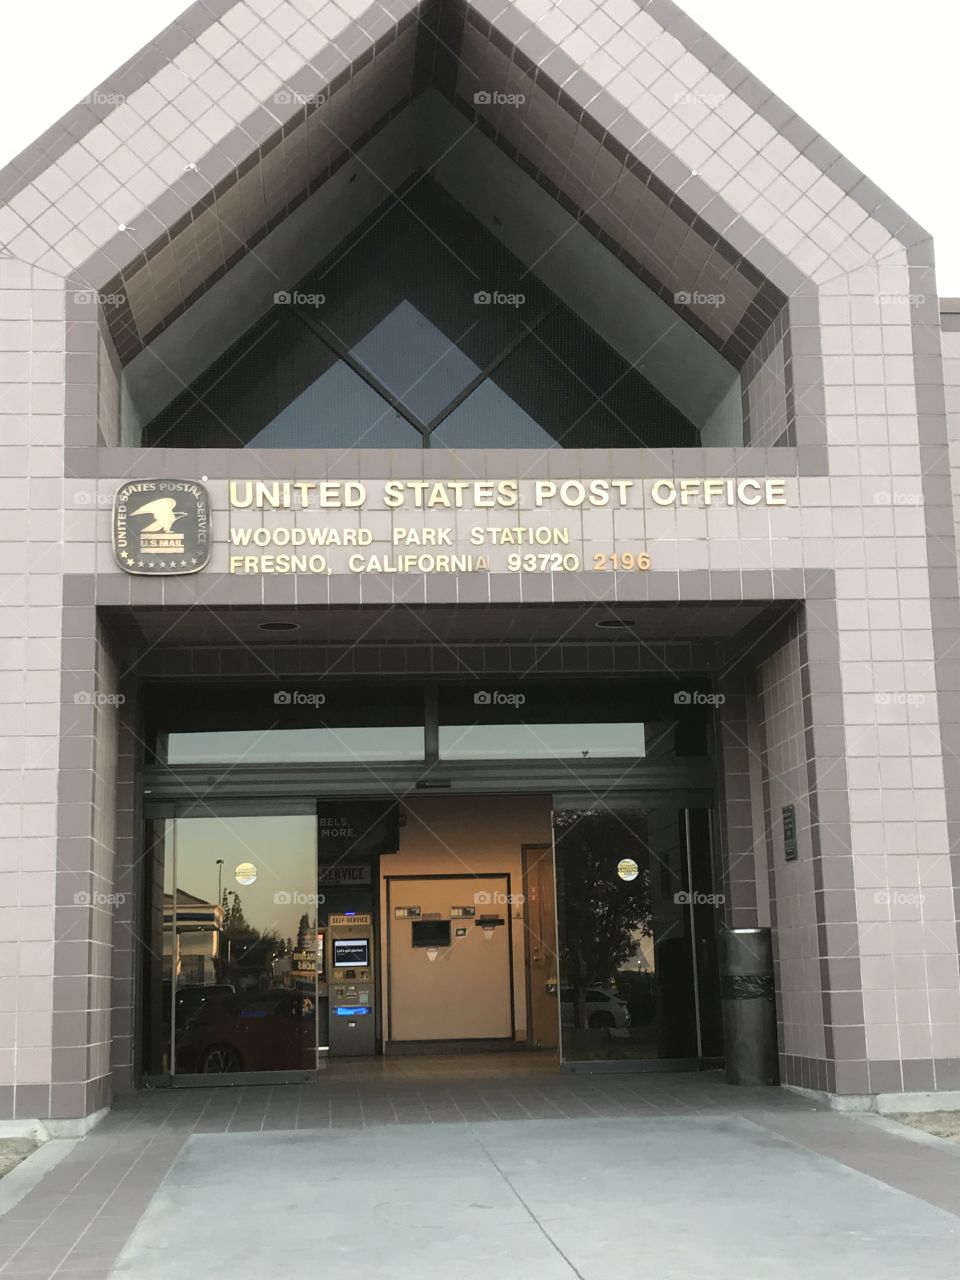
647 0 930 253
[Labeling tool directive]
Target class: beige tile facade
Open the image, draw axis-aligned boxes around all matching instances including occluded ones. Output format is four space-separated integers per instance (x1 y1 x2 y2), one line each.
0 0 958 1116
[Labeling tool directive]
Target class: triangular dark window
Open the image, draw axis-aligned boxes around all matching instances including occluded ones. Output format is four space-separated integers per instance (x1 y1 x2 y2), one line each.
144 179 698 450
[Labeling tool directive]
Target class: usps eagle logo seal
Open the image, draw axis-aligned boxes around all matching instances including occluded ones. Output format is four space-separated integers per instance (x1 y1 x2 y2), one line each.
113 480 211 575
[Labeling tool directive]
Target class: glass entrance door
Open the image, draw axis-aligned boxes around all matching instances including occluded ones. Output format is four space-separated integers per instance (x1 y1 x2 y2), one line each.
146 813 320 1077
553 805 722 1066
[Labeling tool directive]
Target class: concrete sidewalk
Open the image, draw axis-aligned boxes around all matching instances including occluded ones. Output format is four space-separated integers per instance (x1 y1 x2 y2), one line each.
112 1116 960 1280
0 1066 958 1278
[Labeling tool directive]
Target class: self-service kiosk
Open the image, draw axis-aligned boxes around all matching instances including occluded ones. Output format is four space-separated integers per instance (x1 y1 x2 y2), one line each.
327 913 376 1056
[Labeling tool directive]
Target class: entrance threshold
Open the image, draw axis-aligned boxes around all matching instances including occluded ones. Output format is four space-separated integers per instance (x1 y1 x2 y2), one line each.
385 1039 529 1055
562 1057 724 1075
143 1069 318 1090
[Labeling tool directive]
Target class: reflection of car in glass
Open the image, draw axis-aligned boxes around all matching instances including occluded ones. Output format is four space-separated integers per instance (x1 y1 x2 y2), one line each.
175 988 314 1073
560 986 631 1029
171 983 235 1019
161 982 236 1039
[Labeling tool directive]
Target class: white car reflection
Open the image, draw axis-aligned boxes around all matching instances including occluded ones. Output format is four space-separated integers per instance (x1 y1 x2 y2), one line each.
560 986 631 1029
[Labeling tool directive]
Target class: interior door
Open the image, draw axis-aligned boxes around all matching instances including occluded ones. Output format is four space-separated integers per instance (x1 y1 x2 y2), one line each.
522 844 559 1050
386 875 514 1041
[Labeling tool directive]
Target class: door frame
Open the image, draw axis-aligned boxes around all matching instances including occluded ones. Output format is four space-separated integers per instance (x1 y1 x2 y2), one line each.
551 800 724 1074
520 842 560 1051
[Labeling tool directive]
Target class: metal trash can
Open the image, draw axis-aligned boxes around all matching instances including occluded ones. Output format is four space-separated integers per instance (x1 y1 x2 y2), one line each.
720 928 779 1086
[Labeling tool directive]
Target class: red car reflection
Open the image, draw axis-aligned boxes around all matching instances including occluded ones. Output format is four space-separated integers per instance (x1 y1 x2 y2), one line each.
176 988 315 1073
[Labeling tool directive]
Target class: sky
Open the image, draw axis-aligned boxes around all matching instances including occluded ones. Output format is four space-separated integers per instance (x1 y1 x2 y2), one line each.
1 0 957 290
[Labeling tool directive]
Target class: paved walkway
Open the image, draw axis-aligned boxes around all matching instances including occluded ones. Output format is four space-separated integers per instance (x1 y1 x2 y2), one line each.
0 1059 958 1278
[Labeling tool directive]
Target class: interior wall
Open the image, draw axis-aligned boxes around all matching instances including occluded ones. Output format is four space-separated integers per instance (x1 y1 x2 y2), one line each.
380 795 554 1042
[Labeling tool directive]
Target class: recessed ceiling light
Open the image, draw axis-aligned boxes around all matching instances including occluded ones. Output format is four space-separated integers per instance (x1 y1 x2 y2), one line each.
258 621 299 632
595 618 636 630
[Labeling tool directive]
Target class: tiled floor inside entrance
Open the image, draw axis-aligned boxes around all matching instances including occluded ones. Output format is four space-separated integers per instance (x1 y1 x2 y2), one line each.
1 1058 959 1278
108 1051 773 1131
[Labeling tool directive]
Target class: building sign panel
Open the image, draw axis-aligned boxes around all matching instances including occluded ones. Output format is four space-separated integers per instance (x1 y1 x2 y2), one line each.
223 475 790 576
317 863 372 886
782 805 798 862
111 475 791 577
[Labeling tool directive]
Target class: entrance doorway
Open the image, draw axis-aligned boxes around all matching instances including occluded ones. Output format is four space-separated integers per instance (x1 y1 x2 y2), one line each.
141 795 722 1082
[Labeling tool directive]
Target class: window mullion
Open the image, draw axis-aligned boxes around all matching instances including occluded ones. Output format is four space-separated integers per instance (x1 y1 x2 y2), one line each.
424 300 559 436
293 304 429 438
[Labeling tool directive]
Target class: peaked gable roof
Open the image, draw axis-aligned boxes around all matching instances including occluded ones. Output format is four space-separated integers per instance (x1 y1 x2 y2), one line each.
0 0 930 370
